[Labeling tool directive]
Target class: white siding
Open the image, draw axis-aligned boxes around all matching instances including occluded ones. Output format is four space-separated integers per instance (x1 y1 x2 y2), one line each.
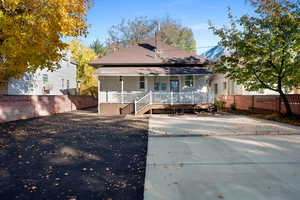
210 73 278 96
8 52 77 95
99 75 210 93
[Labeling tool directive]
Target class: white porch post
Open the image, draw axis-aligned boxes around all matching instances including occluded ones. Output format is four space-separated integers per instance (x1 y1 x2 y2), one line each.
120 76 124 104
145 76 148 92
98 77 101 115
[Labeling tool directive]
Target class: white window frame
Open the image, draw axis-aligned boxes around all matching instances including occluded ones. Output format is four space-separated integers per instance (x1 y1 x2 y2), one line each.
184 76 193 88
42 74 48 84
139 76 145 89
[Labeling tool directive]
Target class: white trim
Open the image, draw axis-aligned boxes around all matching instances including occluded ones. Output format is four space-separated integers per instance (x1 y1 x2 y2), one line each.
95 74 212 77
145 76 148 92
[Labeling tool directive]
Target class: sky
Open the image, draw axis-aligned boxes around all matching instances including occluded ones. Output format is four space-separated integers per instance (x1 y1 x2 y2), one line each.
81 0 256 54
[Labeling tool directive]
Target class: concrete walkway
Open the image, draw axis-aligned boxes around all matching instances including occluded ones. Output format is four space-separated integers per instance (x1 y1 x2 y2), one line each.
144 114 300 200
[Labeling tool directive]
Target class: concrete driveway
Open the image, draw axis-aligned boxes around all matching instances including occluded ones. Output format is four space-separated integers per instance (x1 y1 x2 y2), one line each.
144 114 300 200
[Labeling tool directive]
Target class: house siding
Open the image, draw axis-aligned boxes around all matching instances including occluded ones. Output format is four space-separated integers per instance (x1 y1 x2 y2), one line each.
210 73 278 96
100 75 209 93
7 53 77 95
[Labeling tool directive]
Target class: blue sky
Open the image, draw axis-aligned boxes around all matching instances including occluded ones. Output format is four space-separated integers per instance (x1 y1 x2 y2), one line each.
81 0 255 54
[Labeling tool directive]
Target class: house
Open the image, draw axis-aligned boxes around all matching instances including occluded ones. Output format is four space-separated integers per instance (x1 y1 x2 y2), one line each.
3 51 78 95
89 38 214 115
203 46 281 97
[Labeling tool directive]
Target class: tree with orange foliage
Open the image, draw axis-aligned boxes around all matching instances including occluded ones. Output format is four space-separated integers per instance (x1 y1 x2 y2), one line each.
0 0 92 82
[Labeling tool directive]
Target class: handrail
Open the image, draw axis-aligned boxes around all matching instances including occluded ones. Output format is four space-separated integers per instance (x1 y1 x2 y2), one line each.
135 91 152 115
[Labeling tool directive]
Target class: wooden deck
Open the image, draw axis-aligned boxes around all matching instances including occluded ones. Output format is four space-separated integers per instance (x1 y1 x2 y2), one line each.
136 104 215 115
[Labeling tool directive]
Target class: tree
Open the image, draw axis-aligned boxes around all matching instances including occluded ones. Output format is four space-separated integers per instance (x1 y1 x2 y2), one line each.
68 40 98 97
107 16 197 53
160 17 197 53
89 39 108 57
209 0 300 115
0 0 92 82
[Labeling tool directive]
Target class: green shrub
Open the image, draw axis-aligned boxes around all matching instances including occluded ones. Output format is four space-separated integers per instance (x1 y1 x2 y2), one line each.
230 104 237 110
215 100 225 110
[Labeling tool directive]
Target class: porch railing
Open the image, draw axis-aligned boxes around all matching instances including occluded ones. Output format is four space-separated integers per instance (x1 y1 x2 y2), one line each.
100 91 214 114
99 92 145 104
134 91 214 114
151 91 214 105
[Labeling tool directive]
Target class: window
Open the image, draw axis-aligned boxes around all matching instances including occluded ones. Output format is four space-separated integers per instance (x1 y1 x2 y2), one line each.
161 83 167 91
61 79 64 89
139 76 145 89
214 84 218 95
42 74 48 84
223 82 227 90
184 76 193 87
154 77 167 91
154 82 160 91
67 80 70 89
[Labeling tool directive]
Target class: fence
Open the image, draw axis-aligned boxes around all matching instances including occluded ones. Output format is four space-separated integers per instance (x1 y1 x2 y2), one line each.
0 95 98 123
218 95 300 115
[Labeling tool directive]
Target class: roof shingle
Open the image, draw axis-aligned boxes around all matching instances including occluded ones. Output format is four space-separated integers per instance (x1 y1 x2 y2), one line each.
89 39 209 66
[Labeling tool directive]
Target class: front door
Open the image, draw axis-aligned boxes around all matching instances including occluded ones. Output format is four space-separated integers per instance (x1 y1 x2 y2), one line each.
170 80 180 103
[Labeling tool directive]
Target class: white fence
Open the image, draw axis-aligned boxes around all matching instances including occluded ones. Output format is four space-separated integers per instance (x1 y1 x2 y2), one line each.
151 92 214 105
99 92 145 103
134 91 214 114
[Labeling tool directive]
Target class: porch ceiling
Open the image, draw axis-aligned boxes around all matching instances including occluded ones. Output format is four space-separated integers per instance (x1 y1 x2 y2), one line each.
94 66 212 76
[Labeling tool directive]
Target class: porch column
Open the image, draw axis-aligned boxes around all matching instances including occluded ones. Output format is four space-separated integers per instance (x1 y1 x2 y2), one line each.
145 76 148 92
98 76 101 115
120 76 124 104
178 76 182 92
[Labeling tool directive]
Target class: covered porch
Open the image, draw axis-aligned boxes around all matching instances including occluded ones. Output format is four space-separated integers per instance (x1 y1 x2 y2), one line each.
97 73 214 115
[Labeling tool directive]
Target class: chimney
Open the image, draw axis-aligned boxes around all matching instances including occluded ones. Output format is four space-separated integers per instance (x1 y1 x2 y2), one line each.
155 21 161 58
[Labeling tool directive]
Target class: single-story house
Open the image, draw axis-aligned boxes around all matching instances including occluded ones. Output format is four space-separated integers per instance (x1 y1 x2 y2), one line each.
89 38 214 115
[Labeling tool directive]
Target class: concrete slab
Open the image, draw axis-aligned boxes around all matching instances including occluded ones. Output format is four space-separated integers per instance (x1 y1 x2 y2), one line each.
144 115 300 200
149 114 300 136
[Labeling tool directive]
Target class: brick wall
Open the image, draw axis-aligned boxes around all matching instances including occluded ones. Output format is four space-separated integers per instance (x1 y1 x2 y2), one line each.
218 95 300 115
0 95 97 123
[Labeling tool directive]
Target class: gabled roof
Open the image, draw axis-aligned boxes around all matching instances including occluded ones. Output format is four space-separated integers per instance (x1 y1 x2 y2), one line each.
89 39 209 67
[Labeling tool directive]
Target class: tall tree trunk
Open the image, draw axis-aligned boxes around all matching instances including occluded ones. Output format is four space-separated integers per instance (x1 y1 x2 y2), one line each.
279 90 292 116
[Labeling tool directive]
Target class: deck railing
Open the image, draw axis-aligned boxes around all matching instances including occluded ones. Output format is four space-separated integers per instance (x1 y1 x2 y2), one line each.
100 91 214 105
100 91 214 114
134 91 214 114
99 92 145 104
151 91 214 105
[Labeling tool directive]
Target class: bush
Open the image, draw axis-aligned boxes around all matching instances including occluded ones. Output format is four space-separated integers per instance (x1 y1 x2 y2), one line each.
215 100 225 110
230 104 237 110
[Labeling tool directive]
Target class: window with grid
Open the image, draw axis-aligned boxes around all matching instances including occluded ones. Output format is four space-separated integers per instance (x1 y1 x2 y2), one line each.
184 76 193 87
139 76 145 89
42 74 48 84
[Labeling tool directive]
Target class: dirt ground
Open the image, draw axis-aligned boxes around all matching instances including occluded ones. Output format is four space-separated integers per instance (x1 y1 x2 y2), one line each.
0 108 148 200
